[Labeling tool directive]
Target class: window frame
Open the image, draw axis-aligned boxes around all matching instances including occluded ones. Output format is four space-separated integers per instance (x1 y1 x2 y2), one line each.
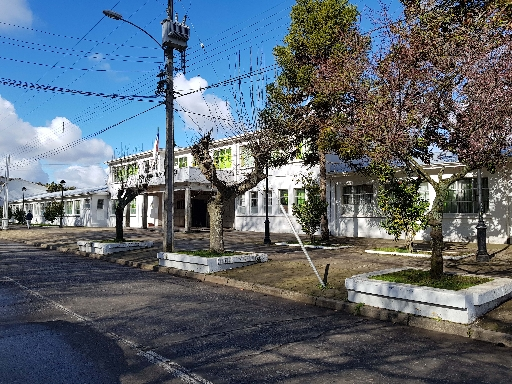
444 177 489 214
250 191 258 214
342 184 374 205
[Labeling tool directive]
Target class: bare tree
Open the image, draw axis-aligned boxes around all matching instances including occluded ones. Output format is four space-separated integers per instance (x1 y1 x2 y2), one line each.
191 128 291 253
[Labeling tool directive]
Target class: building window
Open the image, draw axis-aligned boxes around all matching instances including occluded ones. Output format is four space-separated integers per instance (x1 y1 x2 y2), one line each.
176 200 185 210
240 146 255 168
65 201 73 215
279 189 289 212
84 199 91 209
97 199 104 210
130 200 136 215
175 156 188 168
214 147 232 169
237 194 246 214
294 188 306 206
265 190 272 209
445 177 489 214
343 184 374 205
250 191 258 214
74 200 81 215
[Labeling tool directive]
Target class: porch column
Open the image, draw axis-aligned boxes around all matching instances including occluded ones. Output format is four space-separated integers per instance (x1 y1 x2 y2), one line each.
124 204 130 228
142 193 148 229
184 187 191 232
158 193 163 227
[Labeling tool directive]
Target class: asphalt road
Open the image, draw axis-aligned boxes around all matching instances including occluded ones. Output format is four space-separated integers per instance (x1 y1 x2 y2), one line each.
0 241 511 384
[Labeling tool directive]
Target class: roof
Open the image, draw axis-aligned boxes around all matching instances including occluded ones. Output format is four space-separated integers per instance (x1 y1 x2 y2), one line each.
11 186 108 203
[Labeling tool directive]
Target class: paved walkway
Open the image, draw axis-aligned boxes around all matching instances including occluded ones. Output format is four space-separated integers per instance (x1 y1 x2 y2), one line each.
1 224 512 345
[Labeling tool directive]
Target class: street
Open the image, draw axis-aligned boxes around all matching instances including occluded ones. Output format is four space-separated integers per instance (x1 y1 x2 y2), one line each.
0 241 511 384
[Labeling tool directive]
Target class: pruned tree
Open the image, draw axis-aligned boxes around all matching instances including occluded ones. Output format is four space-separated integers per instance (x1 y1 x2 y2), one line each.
191 129 291 253
265 0 370 241
111 159 155 242
334 0 512 277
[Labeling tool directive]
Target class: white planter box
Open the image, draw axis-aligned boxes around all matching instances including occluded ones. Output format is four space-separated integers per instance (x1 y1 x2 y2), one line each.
77 241 154 255
157 252 268 273
364 249 471 260
345 268 512 324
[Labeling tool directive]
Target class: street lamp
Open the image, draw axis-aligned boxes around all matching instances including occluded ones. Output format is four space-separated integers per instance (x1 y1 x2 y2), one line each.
22 186 26 213
59 180 66 228
103 1 189 252
476 169 489 261
263 164 271 245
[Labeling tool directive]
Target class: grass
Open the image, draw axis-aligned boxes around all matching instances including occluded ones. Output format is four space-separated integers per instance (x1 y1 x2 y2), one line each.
177 250 238 258
370 269 493 290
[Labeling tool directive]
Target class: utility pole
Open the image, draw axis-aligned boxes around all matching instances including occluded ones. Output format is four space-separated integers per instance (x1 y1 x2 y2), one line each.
163 0 175 252
103 0 189 252
161 0 190 251
2 156 10 230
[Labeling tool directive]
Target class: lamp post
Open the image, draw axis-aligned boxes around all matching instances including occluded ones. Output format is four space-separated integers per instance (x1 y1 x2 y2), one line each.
476 169 489 261
263 164 271 245
59 180 66 228
22 186 26 213
103 1 189 252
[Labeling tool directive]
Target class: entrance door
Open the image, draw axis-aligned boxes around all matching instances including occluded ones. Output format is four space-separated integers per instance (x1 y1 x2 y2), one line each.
191 199 207 227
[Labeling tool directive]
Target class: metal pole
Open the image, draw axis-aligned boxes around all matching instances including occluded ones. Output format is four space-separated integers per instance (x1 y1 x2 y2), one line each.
476 169 489 261
59 185 64 228
163 0 175 252
263 163 271 244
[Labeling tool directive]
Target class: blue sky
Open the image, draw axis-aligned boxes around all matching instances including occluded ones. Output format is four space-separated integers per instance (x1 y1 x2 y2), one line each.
0 0 402 188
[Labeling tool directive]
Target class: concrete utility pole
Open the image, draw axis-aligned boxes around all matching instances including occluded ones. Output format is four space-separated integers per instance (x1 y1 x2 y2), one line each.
104 0 190 252
162 0 175 252
2 156 9 230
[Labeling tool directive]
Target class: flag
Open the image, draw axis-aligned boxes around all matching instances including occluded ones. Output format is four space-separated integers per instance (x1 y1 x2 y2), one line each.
153 128 159 168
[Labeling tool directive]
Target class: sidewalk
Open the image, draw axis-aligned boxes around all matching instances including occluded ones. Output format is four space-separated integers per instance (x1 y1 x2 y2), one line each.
2 224 512 346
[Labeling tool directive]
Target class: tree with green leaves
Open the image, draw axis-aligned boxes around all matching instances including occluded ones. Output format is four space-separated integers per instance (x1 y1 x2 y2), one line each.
43 201 63 224
46 182 76 193
265 0 369 242
292 174 329 244
376 170 429 252
13 207 26 224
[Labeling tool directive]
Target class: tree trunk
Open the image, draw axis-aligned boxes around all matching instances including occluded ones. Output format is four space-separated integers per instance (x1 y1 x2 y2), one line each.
208 198 225 253
115 205 125 242
319 151 329 241
429 184 448 279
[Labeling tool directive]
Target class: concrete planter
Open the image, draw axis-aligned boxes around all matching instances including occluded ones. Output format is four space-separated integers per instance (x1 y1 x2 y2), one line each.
275 242 351 250
364 249 472 260
157 252 268 273
77 240 154 255
345 268 512 324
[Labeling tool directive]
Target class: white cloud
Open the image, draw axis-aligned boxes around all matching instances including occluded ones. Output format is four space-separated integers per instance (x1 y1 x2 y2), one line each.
55 165 108 189
173 73 237 137
0 0 33 29
0 95 114 184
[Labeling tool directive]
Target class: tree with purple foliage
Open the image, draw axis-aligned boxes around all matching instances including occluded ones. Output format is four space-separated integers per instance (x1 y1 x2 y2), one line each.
335 0 512 277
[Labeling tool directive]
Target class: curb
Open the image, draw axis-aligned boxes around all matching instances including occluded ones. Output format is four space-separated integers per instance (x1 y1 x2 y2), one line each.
18 239 512 348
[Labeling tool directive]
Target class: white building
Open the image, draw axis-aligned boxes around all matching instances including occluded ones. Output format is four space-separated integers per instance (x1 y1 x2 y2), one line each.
105 137 512 244
8 186 109 227
6 134 511 245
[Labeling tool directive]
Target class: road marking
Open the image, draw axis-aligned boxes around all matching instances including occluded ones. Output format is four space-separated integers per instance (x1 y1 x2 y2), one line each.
3 277 213 384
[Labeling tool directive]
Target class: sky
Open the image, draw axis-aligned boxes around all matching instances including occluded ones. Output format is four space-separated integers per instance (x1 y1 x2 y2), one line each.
0 0 403 189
